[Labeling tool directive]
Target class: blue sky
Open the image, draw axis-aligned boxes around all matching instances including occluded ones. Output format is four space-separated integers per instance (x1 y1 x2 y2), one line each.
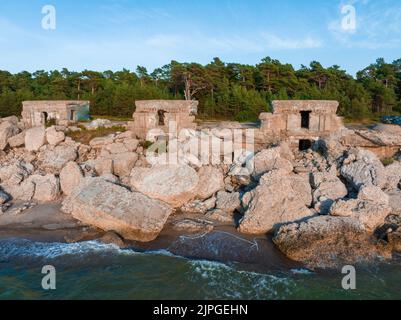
0 0 400 76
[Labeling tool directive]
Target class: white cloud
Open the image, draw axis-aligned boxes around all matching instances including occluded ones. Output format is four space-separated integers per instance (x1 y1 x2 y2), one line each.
144 32 321 53
261 33 322 50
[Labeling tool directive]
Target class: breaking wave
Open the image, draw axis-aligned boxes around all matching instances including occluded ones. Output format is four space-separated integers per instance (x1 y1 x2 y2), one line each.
1 238 399 299
0 238 178 263
187 260 296 300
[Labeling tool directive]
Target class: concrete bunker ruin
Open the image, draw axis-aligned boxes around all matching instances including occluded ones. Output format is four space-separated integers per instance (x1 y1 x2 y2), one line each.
130 100 199 139
22 100 90 127
259 100 344 151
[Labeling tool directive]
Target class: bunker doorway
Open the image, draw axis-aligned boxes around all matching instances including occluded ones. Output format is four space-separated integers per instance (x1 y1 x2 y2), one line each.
42 112 48 124
299 139 312 151
158 110 167 126
70 110 75 121
301 111 311 129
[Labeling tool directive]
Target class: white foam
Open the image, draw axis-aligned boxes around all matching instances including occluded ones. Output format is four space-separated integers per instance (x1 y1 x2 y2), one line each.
0 239 131 260
291 268 314 275
187 259 295 299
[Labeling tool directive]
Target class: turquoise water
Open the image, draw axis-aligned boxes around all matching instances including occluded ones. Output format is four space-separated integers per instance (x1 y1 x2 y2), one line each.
0 238 400 300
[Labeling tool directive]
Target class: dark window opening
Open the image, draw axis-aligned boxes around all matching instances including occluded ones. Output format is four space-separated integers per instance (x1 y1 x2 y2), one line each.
158 110 166 126
42 112 48 123
301 111 311 129
299 139 312 151
70 110 75 121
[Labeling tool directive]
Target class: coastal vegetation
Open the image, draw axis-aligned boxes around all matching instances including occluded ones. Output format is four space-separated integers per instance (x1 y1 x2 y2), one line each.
0 57 400 122
65 125 127 145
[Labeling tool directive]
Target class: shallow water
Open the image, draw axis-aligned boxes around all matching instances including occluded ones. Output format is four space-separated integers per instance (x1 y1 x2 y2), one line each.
0 238 400 300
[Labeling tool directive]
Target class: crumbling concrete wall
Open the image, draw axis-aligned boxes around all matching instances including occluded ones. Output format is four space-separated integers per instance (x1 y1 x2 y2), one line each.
259 100 344 149
130 100 198 139
22 101 90 127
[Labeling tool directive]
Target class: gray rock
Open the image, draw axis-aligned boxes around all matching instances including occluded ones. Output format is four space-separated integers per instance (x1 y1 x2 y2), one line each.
46 126 65 146
181 197 216 214
7 132 25 148
273 215 391 269
62 178 173 242
27 174 60 202
38 145 78 172
340 148 386 190
195 166 224 200
25 126 46 152
311 171 348 214
216 191 241 213
60 162 84 196
239 170 314 234
130 165 199 207
329 185 391 231
0 121 20 150
384 161 401 191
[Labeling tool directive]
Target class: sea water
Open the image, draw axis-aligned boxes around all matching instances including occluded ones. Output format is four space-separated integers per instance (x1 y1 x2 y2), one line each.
0 238 400 300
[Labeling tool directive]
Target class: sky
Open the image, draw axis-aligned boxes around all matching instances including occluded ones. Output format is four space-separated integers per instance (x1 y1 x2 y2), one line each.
0 0 400 76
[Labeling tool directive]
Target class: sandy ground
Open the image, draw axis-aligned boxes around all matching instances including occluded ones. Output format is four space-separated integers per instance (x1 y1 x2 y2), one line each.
0 201 102 242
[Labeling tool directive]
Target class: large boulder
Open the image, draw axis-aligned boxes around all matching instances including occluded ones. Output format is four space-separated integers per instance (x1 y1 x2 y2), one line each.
215 191 241 213
94 158 114 176
123 138 139 152
273 215 390 269
387 190 401 215
181 197 216 215
61 178 173 242
46 126 65 146
340 148 386 190
311 171 348 214
89 135 115 148
195 166 224 200
291 174 313 207
104 142 129 154
111 152 138 177
38 145 78 172
60 162 84 196
0 189 10 205
7 132 25 148
0 116 19 125
2 180 35 202
130 165 199 207
0 161 35 201
25 126 47 152
0 121 20 150
329 185 391 231
252 144 294 178
0 161 31 183
239 170 314 234
384 161 401 191
27 174 60 202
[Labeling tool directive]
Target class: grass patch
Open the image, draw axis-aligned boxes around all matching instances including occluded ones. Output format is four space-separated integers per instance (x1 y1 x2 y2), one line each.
45 119 57 128
66 125 126 145
343 116 381 126
381 157 395 167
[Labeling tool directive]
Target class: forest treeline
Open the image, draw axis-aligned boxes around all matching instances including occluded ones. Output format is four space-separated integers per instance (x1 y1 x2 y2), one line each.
0 57 400 122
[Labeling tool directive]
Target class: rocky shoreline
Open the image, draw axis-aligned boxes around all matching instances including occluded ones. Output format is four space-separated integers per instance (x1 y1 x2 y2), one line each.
1 115 401 270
